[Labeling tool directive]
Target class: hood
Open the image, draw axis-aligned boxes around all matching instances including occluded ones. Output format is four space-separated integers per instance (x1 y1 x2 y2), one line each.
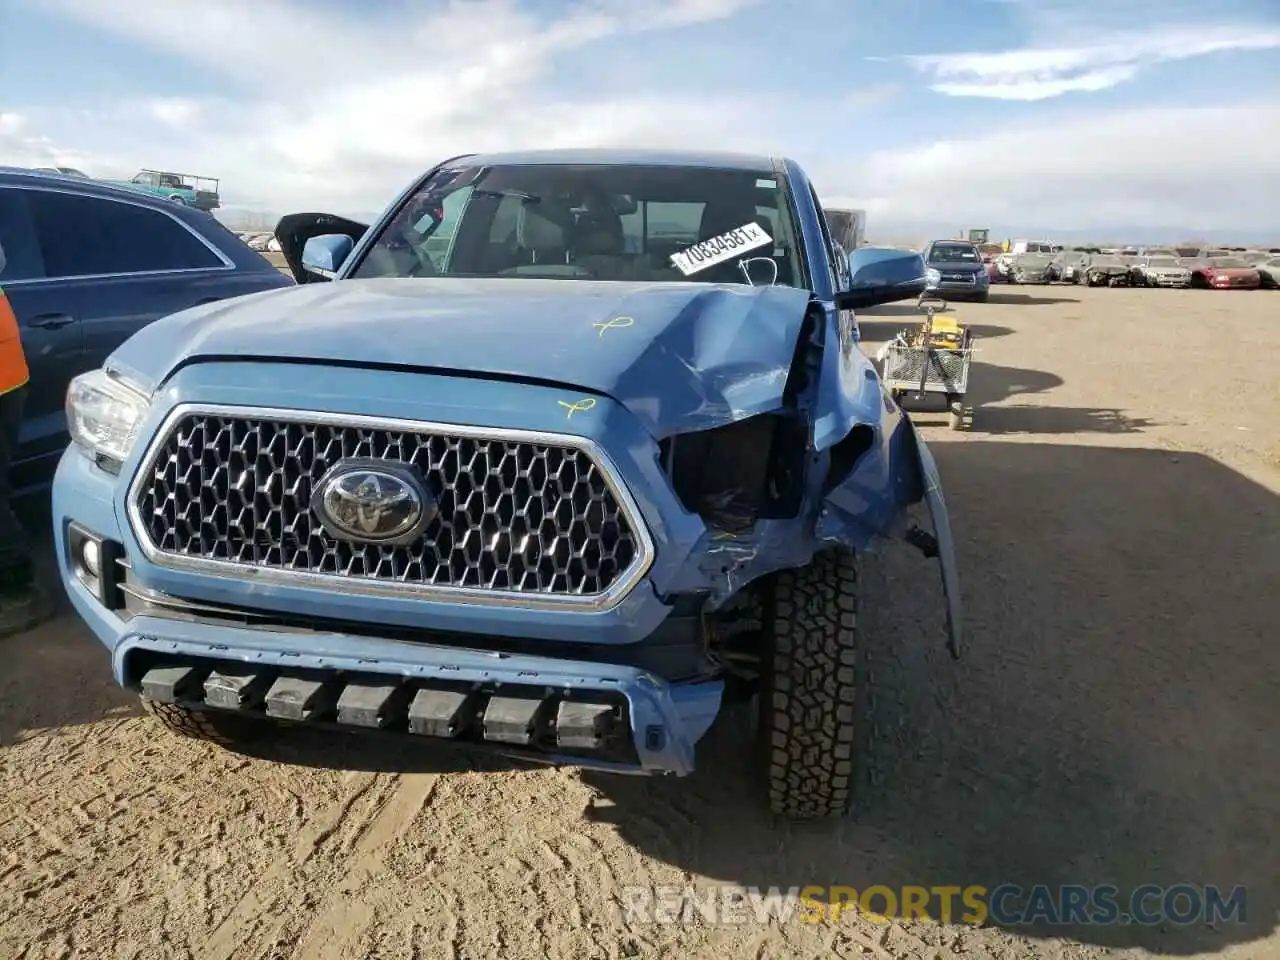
1206 267 1257 278
108 278 815 440
1148 265 1190 275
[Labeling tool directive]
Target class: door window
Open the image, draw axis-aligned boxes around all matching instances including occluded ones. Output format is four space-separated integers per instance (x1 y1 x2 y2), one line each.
807 183 838 289
23 190 225 278
0 188 46 281
415 185 474 269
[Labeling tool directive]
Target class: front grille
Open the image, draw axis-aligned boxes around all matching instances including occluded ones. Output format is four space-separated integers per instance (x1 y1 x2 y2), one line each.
130 409 647 604
940 273 974 283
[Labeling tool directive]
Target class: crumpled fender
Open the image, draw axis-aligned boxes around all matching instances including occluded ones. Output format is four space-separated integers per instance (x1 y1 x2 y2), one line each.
911 428 963 658
816 403 963 658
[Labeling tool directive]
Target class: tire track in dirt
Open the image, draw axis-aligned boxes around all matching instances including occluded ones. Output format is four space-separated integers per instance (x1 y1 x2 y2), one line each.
198 771 380 960
289 772 440 960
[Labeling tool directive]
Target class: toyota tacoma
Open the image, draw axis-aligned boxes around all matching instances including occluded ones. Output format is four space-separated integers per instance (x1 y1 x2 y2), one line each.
52 149 961 819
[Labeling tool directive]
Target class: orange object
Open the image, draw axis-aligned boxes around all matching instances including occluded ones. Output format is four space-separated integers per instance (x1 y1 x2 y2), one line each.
0 288 30 396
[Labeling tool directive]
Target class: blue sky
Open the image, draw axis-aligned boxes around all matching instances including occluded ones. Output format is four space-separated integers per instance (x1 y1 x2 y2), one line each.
2 0 1277 237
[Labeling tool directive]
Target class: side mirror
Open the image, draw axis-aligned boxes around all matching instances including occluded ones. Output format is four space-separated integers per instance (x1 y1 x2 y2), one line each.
300 233 355 281
835 246 928 309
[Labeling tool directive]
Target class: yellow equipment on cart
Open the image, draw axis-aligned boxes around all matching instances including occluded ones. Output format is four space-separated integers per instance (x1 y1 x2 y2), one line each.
879 297 976 430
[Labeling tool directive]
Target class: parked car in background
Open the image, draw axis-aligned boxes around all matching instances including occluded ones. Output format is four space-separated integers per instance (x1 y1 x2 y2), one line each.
0 167 293 495
1009 239 1056 256
1190 256 1262 290
1132 255 1192 288
34 166 91 179
1236 250 1271 265
1253 256 1280 288
922 239 990 301
105 169 221 211
1046 248 1091 284
1009 252 1054 284
1084 254 1133 287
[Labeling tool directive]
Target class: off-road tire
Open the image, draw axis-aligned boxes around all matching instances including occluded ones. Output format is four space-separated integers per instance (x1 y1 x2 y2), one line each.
140 696 263 746
760 549 862 819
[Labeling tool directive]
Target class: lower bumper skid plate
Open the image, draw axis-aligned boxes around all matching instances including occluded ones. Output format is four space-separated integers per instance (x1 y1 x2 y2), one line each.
137 660 633 762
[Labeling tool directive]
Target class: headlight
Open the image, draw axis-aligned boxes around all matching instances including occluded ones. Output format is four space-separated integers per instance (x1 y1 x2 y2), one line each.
926 268 941 284
66 369 151 468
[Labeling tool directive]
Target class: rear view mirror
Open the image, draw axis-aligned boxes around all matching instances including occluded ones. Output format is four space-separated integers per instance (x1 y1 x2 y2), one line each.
835 247 928 309
300 234 353 280
275 212 368 283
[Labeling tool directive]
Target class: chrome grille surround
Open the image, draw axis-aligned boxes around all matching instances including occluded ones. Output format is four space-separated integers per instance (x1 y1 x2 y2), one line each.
126 404 655 612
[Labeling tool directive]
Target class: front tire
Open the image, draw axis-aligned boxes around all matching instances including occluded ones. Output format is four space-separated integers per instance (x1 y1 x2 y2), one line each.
760 550 862 819
141 697 264 747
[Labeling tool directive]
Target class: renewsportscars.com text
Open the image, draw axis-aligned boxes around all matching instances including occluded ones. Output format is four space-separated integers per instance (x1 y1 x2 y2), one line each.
618 884 1248 927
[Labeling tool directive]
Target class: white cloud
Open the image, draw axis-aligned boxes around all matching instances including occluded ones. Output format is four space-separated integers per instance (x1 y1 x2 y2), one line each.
3 0 1278 236
904 24 1280 100
0 112 95 170
147 98 202 127
9 0 770 214
816 103 1280 233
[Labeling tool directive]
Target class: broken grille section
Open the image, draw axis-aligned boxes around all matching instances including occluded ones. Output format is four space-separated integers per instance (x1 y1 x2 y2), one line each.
132 411 644 599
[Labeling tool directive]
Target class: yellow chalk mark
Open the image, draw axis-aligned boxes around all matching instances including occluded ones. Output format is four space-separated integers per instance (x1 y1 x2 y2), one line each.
558 397 597 419
593 316 635 336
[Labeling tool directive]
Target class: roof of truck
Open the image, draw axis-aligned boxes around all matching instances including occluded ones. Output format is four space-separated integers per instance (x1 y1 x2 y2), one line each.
447 148 782 172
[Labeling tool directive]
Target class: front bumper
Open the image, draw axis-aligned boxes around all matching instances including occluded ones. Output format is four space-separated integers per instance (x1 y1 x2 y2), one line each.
51 362 735 775
1150 273 1192 287
926 275 989 298
54 452 721 775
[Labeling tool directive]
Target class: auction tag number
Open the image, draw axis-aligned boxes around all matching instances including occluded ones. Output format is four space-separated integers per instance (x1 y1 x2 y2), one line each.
669 222 773 276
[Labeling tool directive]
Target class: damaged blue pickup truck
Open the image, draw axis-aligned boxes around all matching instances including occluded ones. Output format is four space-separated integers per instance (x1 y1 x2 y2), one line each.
53 149 961 818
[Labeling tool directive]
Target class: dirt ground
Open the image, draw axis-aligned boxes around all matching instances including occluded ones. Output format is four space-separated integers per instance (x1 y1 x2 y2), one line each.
1 285 1277 960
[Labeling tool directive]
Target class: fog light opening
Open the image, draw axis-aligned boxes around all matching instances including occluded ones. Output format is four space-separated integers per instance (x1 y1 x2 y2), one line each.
67 522 124 609
81 538 101 578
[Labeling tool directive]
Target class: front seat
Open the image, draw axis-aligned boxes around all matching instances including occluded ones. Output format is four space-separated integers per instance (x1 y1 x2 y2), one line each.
500 203 574 274
573 205 630 280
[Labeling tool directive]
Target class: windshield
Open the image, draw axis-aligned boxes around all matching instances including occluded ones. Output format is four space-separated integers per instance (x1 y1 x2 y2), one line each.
1147 257 1180 266
1209 257 1247 268
928 242 980 263
351 163 806 287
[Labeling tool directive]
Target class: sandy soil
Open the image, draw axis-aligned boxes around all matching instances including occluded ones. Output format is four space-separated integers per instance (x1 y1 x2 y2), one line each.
2 285 1277 960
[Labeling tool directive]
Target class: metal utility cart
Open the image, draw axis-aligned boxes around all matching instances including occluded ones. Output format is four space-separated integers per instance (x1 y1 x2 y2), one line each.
879 296 975 431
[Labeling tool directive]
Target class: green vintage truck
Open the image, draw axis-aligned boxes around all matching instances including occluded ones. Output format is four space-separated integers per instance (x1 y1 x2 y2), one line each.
107 169 220 211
